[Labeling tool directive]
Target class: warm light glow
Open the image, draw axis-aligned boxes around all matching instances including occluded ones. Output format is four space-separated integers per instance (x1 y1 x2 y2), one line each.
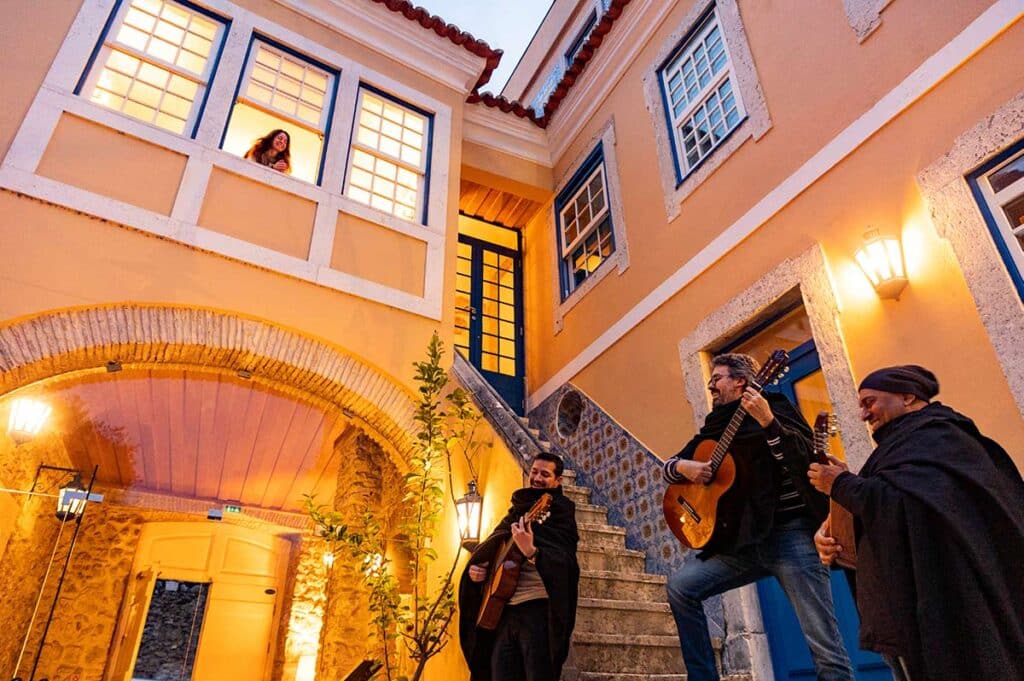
296 654 317 681
221 102 324 184
455 481 483 550
854 229 908 299
322 550 335 568
56 475 87 521
362 552 384 576
7 397 52 444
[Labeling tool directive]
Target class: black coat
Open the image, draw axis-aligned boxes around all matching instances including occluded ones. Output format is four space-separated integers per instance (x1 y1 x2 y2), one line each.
458 486 579 681
672 392 827 557
831 403 1024 679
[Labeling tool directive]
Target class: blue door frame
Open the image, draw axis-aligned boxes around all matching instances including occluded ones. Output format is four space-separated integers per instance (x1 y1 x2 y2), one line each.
758 339 890 680
456 234 526 415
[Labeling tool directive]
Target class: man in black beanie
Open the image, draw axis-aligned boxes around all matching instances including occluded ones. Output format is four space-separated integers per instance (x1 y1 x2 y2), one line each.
808 365 1024 681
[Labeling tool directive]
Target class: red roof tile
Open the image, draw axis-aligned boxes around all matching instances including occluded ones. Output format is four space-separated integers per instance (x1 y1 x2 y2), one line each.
368 0 503 91
465 0 633 129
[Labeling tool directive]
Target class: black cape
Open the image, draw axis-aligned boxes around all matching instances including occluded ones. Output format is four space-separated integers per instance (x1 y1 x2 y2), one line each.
831 403 1024 679
458 486 579 681
674 392 827 556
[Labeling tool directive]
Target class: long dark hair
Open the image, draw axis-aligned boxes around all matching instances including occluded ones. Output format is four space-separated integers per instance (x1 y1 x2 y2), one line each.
245 128 291 168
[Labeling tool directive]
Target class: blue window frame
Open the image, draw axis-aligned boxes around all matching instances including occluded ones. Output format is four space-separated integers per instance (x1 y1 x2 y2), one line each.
76 0 229 138
554 144 615 299
221 35 339 185
967 138 1024 301
564 11 597 66
344 84 434 224
657 5 747 185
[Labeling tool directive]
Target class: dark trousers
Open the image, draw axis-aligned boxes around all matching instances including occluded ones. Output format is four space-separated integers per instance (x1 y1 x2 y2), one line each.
490 599 553 681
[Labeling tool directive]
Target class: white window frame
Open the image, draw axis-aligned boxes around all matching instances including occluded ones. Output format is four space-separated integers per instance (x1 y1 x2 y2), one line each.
559 163 609 257
344 86 432 224
659 8 745 179
975 148 1024 290
78 0 227 137
236 38 336 137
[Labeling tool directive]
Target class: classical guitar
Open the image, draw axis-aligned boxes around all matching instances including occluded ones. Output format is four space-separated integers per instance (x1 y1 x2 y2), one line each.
662 350 789 550
812 412 857 569
476 493 553 630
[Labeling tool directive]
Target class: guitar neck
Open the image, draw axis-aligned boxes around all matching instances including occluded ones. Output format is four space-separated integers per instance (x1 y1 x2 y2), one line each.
709 405 749 473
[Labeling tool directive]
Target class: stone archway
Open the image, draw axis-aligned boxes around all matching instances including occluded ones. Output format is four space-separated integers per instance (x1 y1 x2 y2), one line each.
0 303 419 463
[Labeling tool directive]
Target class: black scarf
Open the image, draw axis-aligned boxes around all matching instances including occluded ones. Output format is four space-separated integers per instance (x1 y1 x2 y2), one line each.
676 391 826 556
458 486 579 681
831 403 1024 679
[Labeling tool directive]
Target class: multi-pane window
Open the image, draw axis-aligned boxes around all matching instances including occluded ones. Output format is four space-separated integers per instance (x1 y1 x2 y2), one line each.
221 40 337 184
345 88 431 223
80 0 226 135
659 9 745 179
564 11 597 66
556 146 615 298
970 143 1024 299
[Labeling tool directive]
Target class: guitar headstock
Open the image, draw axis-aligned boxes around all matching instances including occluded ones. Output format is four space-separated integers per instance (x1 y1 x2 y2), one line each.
813 411 840 463
524 493 553 524
753 349 790 390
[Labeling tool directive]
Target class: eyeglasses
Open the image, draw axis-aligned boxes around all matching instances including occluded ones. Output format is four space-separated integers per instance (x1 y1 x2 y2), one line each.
707 373 732 387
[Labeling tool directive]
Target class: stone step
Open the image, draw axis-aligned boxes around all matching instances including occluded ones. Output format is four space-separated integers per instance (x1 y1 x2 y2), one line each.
563 483 591 504
568 632 684 674
574 502 609 524
576 546 646 573
562 469 577 483
577 523 628 551
579 570 667 602
575 598 677 636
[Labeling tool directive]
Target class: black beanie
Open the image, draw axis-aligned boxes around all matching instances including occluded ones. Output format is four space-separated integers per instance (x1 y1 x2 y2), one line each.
858 365 939 401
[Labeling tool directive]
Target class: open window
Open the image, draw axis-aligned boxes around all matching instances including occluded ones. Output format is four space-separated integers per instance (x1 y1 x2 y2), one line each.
344 86 432 223
77 0 227 135
221 39 338 184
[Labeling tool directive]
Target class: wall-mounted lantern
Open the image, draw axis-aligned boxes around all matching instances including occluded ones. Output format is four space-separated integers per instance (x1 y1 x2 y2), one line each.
854 228 908 300
56 474 88 521
7 397 52 444
455 480 483 551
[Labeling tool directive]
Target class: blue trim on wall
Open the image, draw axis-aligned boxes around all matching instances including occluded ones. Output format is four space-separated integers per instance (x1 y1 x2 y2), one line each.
966 136 1024 301
218 33 257 151
346 83 436 225
74 0 231 140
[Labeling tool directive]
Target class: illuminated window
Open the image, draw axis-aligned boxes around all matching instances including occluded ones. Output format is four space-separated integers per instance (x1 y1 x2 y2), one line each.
555 144 615 299
345 88 432 223
78 0 226 135
969 142 1024 301
659 9 745 179
221 39 337 184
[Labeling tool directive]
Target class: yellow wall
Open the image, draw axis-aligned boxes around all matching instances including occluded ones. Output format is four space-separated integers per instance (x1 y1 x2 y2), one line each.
332 214 427 296
522 3 1024 466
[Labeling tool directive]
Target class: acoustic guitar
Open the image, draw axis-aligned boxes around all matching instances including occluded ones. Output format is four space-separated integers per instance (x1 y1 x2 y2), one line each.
812 412 857 569
663 350 789 550
476 492 553 630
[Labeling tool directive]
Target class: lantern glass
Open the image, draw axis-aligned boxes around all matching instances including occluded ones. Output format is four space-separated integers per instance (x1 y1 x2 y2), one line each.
855 229 907 299
455 481 483 550
56 475 87 521
7 397 52 444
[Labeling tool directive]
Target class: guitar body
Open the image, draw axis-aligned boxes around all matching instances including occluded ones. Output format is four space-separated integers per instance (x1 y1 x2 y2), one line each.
829 500 857 569
663 439 738 549
476 541 524 630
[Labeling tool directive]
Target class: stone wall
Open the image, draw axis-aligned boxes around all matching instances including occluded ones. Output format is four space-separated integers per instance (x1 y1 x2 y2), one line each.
132 579 209 680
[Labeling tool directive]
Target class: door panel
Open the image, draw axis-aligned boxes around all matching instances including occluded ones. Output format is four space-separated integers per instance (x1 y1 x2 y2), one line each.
106 568 156 681
192 582 277 681
456 234 525 414
759 340 889 680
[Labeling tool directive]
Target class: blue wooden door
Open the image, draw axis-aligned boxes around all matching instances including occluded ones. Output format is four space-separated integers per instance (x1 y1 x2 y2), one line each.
454 234 525 414
758 340 890 680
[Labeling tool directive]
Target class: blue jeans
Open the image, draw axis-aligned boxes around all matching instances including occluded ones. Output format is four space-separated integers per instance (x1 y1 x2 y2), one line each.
666 517 854 681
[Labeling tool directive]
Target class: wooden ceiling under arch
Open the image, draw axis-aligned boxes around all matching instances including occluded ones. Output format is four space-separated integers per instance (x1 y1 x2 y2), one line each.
459 178 546 229
38 366 355 512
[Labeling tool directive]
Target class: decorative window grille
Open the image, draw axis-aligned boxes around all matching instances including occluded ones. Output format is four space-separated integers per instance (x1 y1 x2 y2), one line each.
345 88 432 223
556 146 615 297
80 0 226 135
659 9 745 178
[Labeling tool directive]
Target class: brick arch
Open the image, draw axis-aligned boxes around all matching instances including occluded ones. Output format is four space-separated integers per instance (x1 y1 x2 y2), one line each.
0 304 419 461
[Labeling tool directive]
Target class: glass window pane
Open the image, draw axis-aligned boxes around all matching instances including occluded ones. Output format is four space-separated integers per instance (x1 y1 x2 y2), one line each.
499 357 516 376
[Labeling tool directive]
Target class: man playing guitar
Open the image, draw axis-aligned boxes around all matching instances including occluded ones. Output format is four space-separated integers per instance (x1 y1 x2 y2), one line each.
662 353 853 681
458 453 579 681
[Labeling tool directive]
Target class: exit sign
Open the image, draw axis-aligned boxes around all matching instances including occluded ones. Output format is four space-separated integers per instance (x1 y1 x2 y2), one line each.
224 504 242 513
